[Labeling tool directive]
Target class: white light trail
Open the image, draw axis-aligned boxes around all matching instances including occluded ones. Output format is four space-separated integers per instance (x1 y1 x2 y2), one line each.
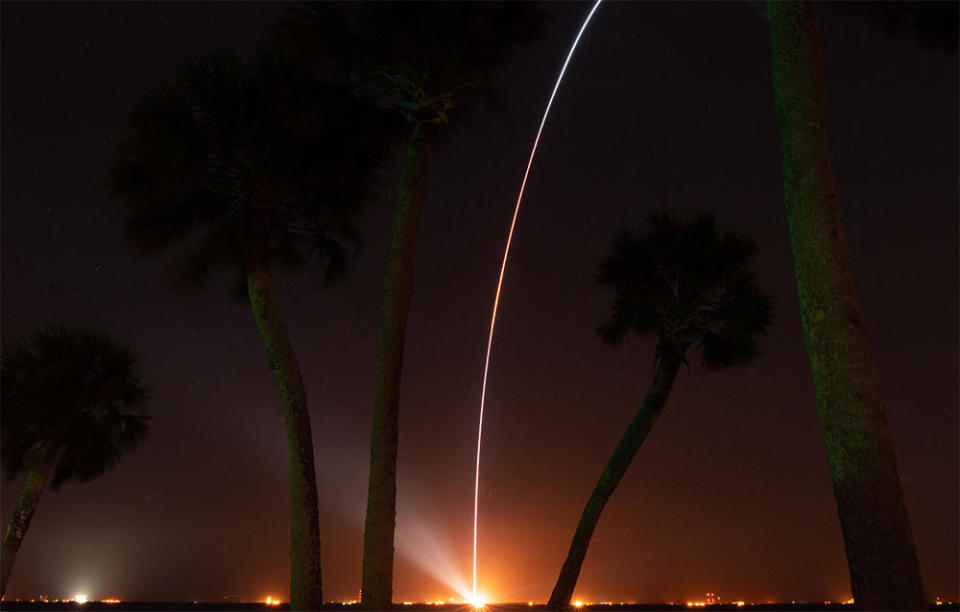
472 0 604 599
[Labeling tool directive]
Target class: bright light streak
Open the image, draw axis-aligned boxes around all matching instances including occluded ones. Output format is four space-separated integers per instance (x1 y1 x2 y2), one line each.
74 594 89 604
472 0 604 600
265 596 281 606
573 600 585 608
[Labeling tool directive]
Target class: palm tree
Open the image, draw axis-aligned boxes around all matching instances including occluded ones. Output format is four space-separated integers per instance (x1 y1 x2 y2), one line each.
766 3 926 609
108 51 385 610
1 325 150 599
280 5 543 607
547 210 774 609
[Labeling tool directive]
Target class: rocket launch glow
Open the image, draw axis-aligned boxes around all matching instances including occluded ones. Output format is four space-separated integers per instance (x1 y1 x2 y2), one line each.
472 0 604 600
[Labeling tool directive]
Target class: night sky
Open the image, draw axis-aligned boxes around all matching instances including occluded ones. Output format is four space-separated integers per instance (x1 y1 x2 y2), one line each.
1 1 957 605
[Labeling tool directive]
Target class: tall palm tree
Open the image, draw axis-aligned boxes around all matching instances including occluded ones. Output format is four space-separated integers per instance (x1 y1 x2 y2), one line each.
1 325 150 599
280 5 543 607
766 3 926 609
108 51 385 610
355 8 543 607
547 211 774 609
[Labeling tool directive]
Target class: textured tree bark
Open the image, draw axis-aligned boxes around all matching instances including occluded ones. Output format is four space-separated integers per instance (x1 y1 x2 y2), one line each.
1 462 51 599
245 207 323 611
361 125 435 611
767 3 925 610
548 354 682 609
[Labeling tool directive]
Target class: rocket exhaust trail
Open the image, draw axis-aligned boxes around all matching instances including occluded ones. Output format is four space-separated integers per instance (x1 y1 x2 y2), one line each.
472 0 603 599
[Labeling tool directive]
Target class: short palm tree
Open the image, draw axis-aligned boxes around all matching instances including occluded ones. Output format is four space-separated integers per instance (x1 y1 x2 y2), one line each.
548 210 774 608
281 5 543 607
1 325 150 599
108 50 386 610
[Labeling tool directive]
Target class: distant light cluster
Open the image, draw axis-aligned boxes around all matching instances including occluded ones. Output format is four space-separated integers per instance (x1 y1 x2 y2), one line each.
13 591 957 607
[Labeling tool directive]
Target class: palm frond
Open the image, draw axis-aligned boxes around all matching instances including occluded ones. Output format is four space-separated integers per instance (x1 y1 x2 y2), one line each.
108 47 389 295
595 209 774 371
1 326 151 486
281 2 544 131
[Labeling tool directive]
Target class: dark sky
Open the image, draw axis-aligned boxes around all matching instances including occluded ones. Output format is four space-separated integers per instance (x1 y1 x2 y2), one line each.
1 0 957 605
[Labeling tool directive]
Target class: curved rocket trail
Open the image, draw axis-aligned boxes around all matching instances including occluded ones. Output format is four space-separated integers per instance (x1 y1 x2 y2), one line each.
472 0 604 599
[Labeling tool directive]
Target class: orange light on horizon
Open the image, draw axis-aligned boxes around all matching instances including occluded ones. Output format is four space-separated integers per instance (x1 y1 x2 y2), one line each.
572 601 584 608
265 596 281 606
468 593 488 609
102 599 122 604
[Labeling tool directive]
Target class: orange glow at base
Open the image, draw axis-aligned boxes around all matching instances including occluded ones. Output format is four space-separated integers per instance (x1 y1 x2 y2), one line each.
468 594 488 609
572 601 585 608
264 596 281 606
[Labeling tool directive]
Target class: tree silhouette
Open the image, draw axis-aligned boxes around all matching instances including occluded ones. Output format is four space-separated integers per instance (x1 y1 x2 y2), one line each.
279 4 543 607
765 2 941 608
107 50 386 610
548 211 773 609
1 325 150 598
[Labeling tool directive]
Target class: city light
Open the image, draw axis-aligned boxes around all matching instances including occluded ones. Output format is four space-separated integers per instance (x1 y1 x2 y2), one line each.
73 594 89 604
573 601 585 608
265 596 280 606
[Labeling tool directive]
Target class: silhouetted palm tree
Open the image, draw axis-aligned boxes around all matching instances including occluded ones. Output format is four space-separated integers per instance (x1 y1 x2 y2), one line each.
1 325 150 599
280 4 543 607
765 3 935 608
108 50 385 610
548 211 773 609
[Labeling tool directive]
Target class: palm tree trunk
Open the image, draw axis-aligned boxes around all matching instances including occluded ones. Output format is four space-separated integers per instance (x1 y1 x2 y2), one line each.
361 124 436 611
245 207 323 611
767 3 925 609
1 462 51 599
548 353 682 609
